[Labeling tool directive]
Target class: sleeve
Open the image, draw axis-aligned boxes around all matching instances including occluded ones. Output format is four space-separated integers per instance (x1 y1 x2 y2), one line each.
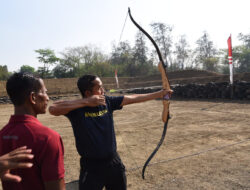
39 133 65 181
65 108 79 118
106 96 124 111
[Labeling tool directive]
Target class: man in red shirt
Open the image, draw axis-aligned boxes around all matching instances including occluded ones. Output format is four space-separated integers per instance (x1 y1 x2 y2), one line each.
0 72 65 190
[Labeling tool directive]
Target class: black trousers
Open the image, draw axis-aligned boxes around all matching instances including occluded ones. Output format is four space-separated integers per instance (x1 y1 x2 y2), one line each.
79 153 127 190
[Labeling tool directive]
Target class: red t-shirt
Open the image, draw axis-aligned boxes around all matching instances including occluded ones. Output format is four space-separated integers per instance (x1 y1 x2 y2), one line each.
0 114 65 190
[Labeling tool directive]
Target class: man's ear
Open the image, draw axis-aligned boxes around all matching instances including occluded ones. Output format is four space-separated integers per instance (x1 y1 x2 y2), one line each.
84 90 92 97
29 92 36 104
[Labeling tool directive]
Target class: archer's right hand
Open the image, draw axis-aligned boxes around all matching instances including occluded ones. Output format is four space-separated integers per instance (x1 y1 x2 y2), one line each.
86 95 106 107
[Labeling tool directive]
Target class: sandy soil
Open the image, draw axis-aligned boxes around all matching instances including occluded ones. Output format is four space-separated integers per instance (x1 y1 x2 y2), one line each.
0 98 250 190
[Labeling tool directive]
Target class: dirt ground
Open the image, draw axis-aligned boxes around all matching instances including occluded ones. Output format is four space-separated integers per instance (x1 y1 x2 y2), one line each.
0 97 250 190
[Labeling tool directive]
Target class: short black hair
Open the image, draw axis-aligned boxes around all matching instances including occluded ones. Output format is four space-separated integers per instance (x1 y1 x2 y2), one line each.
6 72 42 106
77 75 97 97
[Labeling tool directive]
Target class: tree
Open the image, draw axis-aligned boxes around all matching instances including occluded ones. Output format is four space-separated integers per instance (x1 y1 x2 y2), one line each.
20 65 35 74
59 45 109 77
232 45 250 73
110 41 133 66
235 32 250 72
131 31 156 76
194 31 219 71
110 41 134 76
60 47 85 77
35 49 59 78
221 33 250 74
173 35 190 70
133 31 148 65
238 32 250 48
0 65 9 80
88 62 114 77
150 22 173 68
52 64 75 78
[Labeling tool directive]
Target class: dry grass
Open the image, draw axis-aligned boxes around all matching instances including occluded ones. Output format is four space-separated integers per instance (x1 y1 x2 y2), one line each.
0 98 250 190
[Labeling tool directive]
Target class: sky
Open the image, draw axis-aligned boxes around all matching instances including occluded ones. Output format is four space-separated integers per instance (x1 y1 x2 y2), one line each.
0 0 249 72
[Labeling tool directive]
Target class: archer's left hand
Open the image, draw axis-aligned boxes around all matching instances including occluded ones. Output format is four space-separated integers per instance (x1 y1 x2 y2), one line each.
162 89 173 99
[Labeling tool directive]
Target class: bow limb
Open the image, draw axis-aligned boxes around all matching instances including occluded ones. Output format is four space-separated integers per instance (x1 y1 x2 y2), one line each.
128 8 171 179
158 63 170 123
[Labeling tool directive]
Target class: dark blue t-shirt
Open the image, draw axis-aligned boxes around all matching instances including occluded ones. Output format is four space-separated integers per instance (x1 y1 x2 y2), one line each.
65 95 124 159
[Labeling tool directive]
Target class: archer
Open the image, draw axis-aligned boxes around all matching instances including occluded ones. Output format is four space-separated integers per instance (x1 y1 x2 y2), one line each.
49 74 172 190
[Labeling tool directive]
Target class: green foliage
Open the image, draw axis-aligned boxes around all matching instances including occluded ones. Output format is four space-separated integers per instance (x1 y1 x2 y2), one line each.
20 65 35 74
203 57 219 72
110 41 133 66
0 65 10 80
150 22 173 68
234 32 250 72
220 32 250 74
35 48 59 78
37 67 53 78
57 45 110 78
133 31 148 66
87 62 114 77
238 33 250 48
31 28 250 78
194 31 219 71
110 41 157 77
174 35 190 70
233 45 250 73
53 64 75 78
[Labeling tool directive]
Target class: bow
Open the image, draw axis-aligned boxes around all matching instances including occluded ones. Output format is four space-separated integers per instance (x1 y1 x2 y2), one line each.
128 8 171 179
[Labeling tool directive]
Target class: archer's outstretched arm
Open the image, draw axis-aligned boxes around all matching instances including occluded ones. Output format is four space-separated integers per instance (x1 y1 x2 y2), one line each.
121 89 172 106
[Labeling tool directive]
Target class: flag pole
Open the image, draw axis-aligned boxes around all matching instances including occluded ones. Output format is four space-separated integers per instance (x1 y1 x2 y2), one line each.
227 34 234 98
115 68 119 89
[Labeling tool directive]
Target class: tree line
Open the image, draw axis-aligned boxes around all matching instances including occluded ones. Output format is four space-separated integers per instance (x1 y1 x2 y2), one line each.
1 23 250 80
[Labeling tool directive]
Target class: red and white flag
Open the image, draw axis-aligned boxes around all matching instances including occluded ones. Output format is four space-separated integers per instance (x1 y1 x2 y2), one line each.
227 35 233 84
115 69 119 88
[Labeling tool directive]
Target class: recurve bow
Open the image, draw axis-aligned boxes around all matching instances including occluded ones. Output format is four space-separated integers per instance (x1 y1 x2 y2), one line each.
128 8 171 179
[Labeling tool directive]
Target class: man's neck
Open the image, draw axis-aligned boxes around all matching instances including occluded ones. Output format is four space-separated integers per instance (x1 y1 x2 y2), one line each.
14 105 37 117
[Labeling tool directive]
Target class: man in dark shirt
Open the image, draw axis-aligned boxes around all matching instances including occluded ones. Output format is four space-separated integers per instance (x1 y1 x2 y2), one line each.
49 74 172 190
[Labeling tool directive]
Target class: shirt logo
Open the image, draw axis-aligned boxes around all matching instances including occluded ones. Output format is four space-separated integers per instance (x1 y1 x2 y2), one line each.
3 135 19 140
85 109 108 118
